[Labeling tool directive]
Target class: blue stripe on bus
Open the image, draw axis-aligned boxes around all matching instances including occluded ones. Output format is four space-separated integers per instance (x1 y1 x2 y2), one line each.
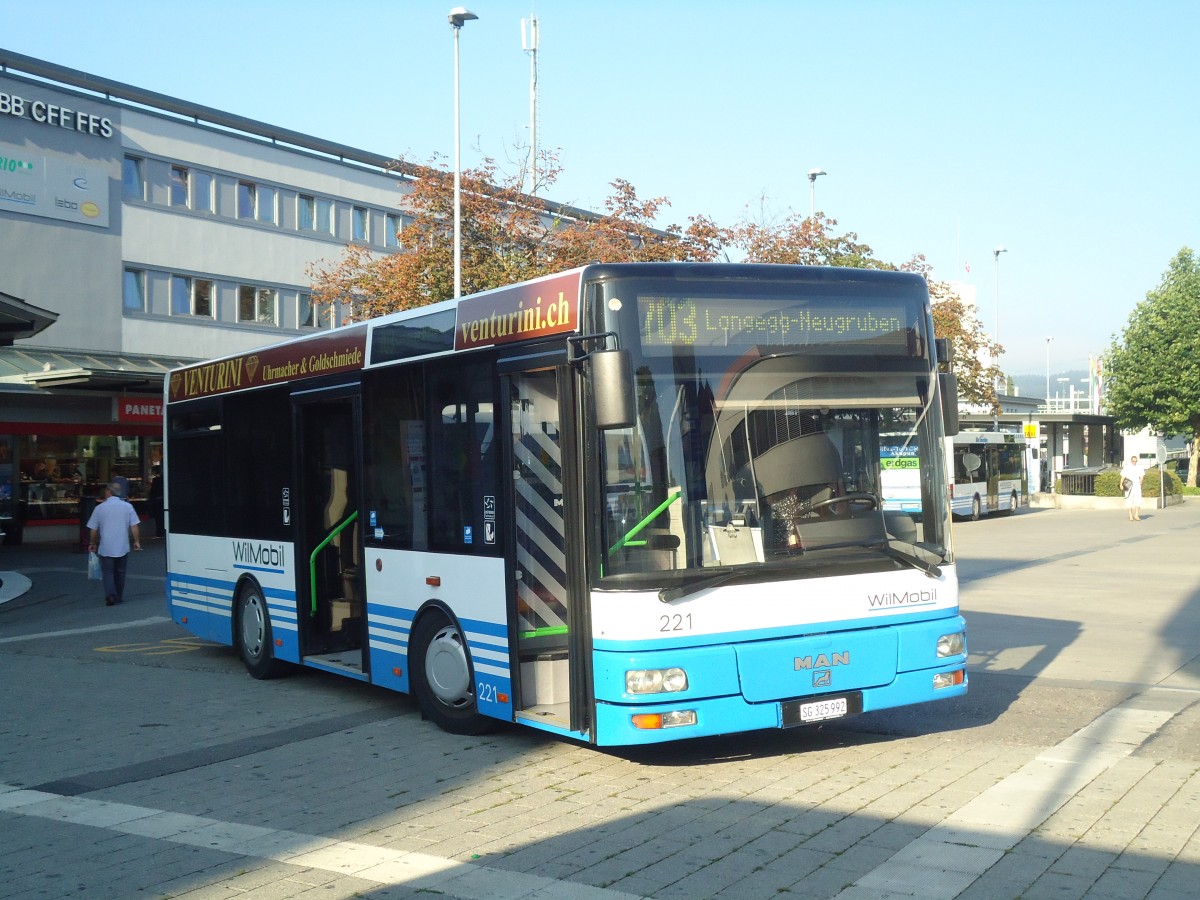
166 570 299 661
363 606 512 719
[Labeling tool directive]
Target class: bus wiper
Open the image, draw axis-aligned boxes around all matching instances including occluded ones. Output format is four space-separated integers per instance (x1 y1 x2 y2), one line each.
877 541 943 579
658 567 736 604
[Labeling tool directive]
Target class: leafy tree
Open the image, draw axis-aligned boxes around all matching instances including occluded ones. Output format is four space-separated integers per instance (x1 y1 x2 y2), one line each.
1105 248 1200 486
905 256 1002 410
307 153 728 320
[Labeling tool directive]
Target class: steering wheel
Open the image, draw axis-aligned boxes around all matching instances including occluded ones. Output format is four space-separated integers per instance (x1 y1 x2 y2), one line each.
807 491 879 514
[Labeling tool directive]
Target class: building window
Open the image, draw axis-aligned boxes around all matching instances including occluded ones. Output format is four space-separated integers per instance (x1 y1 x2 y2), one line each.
298 195 315 230
169 166 189 207
192 171 214 213
299 292 333 329
238 181 277 224
172 275 214 317
123 268 145 312
385 213 403 248
298 195 333 234
123 156 145 201
239 285 277 324
353 206 369 242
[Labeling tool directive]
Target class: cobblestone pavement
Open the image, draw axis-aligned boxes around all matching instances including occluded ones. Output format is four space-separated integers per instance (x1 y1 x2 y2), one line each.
1 502 1197 899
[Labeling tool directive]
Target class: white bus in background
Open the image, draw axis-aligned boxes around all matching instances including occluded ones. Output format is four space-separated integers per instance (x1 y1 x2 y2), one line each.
882 431 1031 521
948 432 1030 519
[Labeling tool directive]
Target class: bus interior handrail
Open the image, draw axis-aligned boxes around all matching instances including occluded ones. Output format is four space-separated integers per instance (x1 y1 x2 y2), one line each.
309 511 359 615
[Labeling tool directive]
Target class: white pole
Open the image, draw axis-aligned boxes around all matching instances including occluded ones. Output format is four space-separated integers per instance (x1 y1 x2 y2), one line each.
524 16 539 195
993 246 1007 392
450 9 477 298
1045 337 1053 405
453 23 463 299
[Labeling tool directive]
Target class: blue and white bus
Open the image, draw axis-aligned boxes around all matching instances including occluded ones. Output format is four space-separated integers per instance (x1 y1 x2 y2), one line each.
164 263 966 746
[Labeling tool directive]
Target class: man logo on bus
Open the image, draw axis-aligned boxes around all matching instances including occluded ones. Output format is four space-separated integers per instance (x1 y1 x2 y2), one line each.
795 651 850 670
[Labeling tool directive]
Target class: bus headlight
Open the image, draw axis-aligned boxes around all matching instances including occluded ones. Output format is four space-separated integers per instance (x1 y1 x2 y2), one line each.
937 631 965 658
625 667 689 694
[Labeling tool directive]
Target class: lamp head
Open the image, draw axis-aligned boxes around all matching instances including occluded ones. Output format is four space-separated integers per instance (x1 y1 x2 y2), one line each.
994 246 1007 258
808 168 826 183
449 7 478 27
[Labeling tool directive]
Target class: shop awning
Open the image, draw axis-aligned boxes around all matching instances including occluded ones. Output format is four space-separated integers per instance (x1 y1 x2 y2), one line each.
0 291 58 346
0 346 195 393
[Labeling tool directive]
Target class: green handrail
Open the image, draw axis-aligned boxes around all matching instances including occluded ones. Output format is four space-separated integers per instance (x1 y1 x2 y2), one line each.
309 511 359 615
608 490 681 556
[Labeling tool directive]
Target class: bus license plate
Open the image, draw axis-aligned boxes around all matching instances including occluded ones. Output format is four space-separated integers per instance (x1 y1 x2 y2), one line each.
799 697 848 723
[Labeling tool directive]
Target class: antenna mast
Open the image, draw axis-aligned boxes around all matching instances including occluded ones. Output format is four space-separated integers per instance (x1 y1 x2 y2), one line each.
521 15 540 195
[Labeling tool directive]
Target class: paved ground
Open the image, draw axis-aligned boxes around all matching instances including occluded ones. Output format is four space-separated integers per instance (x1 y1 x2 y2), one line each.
0 502 1197 899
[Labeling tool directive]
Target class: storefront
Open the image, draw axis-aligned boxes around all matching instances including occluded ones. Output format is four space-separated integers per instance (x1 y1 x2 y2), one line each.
1 346 182 544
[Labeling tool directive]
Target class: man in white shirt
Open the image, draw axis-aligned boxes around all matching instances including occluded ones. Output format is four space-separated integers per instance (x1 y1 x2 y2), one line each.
86 481 142 606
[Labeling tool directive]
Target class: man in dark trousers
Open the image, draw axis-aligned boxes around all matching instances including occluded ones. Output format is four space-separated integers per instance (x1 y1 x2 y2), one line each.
87 480 142 606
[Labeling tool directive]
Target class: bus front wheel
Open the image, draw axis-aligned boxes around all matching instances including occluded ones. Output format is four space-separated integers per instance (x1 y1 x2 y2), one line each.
410 608 494 735
236 582 290 680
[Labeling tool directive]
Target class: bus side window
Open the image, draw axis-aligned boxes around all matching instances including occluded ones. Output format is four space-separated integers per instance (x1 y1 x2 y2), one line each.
363 366 425 549
426 358 499 555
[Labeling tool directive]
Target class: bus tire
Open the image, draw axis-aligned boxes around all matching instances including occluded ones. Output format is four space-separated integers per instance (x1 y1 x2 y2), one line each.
410 608 494 735
236 582 290 680
970 495 982 521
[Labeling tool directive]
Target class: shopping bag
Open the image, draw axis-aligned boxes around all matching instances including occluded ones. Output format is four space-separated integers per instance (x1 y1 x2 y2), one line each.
87 551 101 581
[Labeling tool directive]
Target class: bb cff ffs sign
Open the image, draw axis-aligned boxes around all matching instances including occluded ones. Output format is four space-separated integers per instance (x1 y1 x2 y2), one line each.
0 90 115 138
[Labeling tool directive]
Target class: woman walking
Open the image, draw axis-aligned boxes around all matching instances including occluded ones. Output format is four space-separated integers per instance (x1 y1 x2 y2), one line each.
1120 455 1143 522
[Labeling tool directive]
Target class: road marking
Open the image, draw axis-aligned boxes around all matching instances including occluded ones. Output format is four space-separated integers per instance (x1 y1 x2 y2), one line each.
834 686 1195 899
95 636 216 655
0 783 637 899
0 616 170 645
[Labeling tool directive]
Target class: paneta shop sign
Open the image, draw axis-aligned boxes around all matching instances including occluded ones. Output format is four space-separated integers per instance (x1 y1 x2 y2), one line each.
118 397 164 423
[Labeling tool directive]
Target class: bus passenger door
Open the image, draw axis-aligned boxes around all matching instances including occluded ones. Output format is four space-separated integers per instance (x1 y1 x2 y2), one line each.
294 392 367 677
504 366 584 733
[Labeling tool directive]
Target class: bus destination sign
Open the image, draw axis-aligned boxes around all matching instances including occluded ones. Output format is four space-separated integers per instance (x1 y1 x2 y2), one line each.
455 269 582 351
169 326 369 402
637 295 916 356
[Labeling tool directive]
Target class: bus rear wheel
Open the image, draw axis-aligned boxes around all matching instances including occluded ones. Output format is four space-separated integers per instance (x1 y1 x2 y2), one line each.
236 582 290 680
410 608 494 735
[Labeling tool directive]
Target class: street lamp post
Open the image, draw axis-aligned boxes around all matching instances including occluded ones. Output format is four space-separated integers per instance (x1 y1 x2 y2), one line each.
993 246 1007 344
449 7 478 300
807 168 825 217
1045 336 1053 407
993 246 1007 393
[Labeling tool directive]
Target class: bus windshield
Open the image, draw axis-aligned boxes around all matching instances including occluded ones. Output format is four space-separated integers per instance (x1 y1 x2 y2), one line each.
595 272 952 588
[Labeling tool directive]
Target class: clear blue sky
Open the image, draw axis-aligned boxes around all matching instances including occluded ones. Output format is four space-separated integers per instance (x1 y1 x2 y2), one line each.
6 1 1197 383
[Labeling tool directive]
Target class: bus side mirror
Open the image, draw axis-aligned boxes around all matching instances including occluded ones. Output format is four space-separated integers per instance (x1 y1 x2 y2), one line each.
592 348 635 429
935 337 954 365
940 372 960 436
